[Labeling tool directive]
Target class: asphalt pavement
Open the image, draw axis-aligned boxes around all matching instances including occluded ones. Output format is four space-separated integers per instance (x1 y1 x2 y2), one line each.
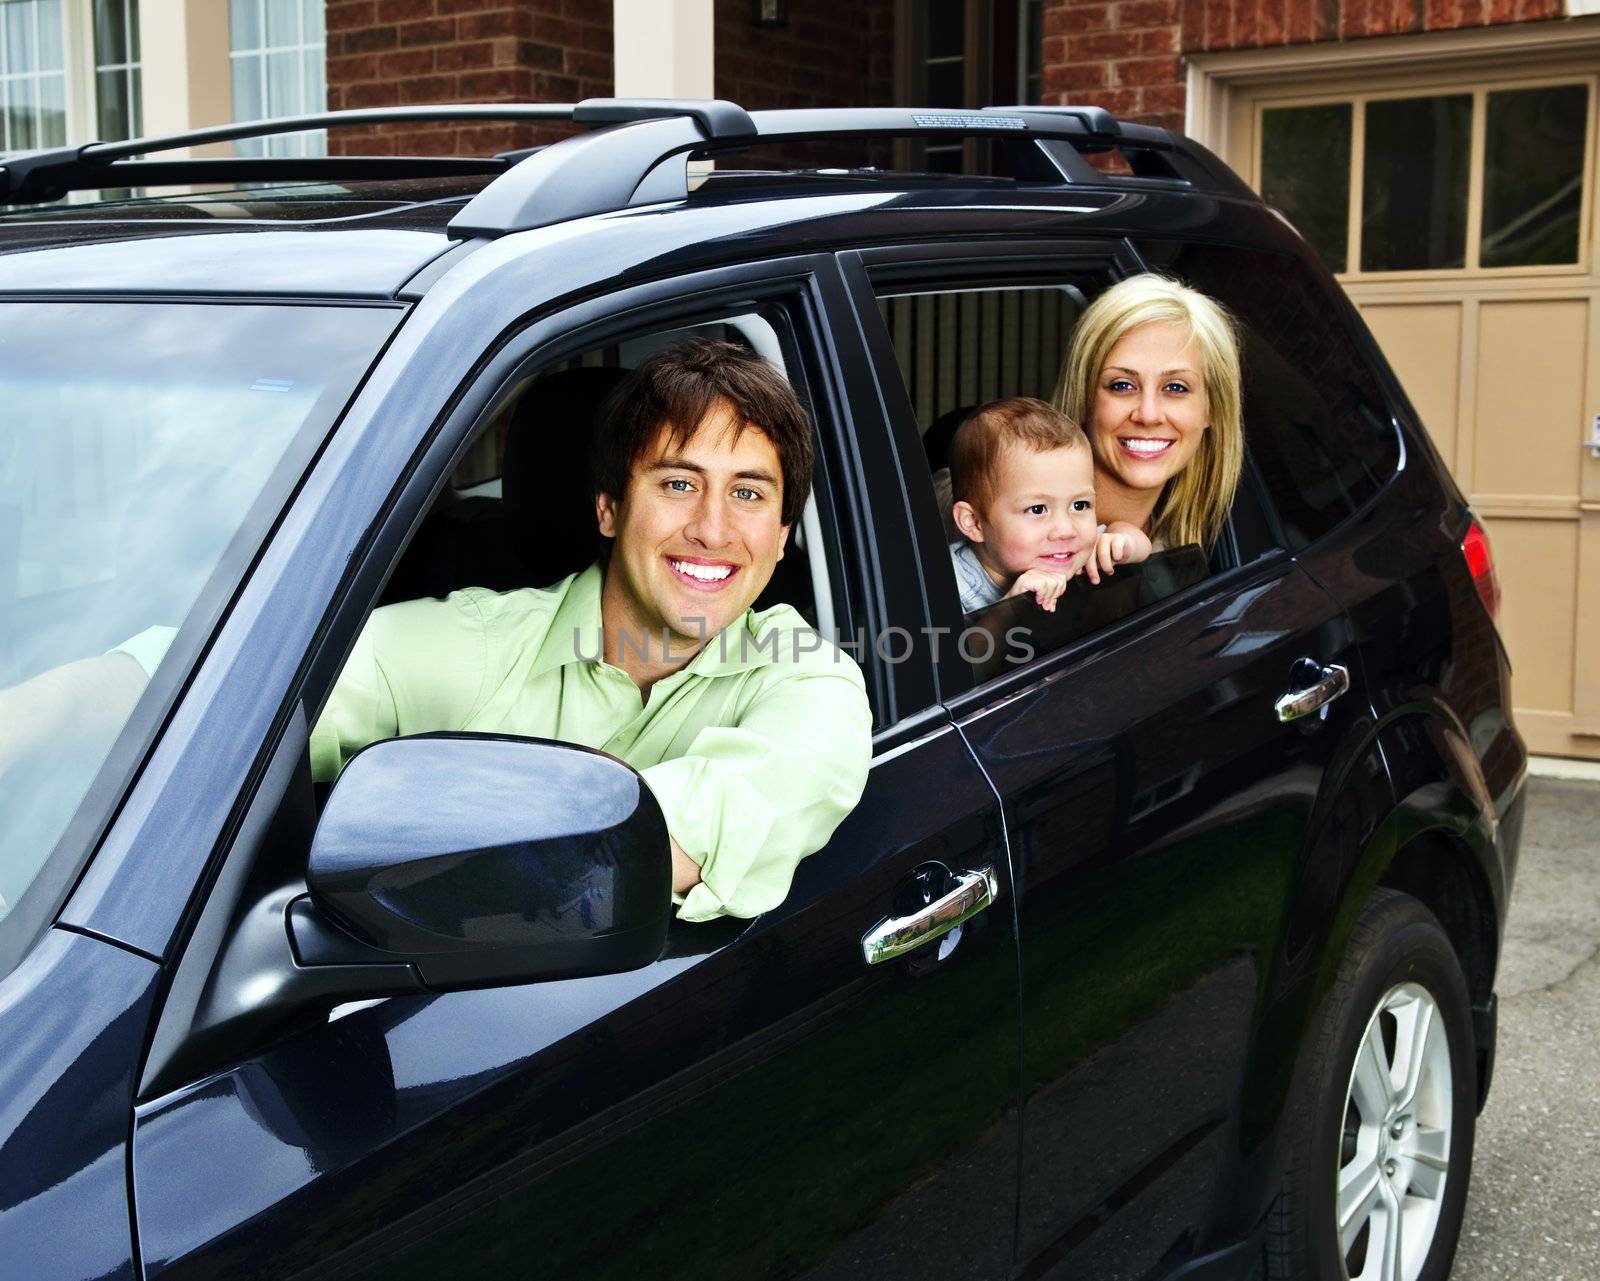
1452 776 1600 1280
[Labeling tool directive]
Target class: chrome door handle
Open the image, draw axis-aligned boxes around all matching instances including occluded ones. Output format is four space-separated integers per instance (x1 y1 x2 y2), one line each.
1586 413 1600 459
1275 661 1350 723
861 866 999 966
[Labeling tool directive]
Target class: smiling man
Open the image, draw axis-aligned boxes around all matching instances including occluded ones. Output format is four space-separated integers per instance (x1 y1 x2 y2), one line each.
309 339 872 921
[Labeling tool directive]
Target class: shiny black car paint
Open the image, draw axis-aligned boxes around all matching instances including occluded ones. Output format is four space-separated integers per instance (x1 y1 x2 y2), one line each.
0 162 1525 1281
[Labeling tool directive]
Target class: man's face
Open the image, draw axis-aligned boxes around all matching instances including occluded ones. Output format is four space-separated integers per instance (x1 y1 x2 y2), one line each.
596 397 791 651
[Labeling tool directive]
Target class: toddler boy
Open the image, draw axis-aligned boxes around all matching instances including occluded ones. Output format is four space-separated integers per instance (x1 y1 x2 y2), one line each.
948 397 1151 614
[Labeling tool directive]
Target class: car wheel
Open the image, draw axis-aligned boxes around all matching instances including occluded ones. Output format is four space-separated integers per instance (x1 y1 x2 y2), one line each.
1268 889 1477 1281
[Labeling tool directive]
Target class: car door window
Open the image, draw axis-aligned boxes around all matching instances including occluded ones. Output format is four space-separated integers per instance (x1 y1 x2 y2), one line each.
861 259 1274 682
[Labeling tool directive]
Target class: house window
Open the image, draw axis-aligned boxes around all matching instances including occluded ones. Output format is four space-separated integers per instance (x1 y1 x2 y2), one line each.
93 0 139 140
0 0 68 152
229 0 325 157
1019 0 1042 105
1258 79 1594 276
923 0 968 171
0 0 142 154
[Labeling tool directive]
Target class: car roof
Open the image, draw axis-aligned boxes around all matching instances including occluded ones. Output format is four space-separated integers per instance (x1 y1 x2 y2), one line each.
0 180 481 297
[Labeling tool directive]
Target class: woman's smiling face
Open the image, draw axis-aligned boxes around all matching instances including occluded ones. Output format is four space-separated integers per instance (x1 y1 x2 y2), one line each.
1089 320 1209 520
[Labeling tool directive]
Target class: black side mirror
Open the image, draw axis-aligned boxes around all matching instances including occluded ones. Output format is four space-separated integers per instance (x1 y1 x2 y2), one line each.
296 733 672 989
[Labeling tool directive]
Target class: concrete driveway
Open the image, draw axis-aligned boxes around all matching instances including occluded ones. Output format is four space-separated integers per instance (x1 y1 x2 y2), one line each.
1452 775 1600 1280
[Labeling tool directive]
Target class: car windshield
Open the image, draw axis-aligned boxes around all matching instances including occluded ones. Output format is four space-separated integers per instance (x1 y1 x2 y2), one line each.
0 300 397 953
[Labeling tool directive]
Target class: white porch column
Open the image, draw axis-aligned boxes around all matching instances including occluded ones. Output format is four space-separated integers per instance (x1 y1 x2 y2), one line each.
137 0 233 154
612 0 715 99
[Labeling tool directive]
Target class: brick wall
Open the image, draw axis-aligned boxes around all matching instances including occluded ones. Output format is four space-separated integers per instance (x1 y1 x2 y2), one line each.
323 1 898 161
325 0 612 156
712 0 896 167
712 0 895 111
1041 0 1563 132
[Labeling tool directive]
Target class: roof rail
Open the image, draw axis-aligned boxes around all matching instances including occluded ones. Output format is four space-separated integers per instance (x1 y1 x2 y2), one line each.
448 103 1229 239
0 100 753 205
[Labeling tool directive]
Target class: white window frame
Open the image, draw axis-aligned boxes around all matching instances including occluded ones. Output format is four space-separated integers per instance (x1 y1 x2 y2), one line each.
227 0 325 157
0 0 142 152
89 0 138 141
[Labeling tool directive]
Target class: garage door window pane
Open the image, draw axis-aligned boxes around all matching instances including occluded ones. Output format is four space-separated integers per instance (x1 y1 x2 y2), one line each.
1481 84 1589 269
1261 103 1351 273
1361 95 1471 272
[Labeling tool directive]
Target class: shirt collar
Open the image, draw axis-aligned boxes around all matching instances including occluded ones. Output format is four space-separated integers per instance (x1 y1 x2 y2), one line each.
530 560 783 682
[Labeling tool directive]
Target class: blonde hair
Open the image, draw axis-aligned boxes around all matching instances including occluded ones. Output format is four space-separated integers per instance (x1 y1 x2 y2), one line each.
1053 275 1243 550
949 396 1088 512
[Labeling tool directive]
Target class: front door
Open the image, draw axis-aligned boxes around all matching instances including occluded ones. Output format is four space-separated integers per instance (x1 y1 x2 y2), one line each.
1229 57 1600 758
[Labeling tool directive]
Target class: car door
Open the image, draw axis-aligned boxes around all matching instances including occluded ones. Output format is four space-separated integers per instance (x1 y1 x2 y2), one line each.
126 260 1024 1281
843 240 1392 1280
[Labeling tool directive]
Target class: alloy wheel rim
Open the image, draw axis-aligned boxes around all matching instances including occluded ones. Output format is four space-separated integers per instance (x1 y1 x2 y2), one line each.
1335 982 1453 1281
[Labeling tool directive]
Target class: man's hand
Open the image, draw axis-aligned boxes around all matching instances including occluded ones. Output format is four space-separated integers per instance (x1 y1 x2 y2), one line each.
0 652 147 779
1005 567 1073 613
1084 523 1154 585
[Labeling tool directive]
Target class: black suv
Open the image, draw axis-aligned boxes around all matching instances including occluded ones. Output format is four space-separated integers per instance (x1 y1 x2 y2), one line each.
0 103 1525 1281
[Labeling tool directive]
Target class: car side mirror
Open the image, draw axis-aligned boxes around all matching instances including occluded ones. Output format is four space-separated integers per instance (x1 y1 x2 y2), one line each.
295 733 672 989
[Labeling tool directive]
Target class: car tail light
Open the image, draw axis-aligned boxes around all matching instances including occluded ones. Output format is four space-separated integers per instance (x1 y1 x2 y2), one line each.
1462 516 1500 621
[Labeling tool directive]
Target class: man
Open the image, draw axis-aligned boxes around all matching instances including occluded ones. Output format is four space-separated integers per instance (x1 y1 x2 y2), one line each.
0 339 872 923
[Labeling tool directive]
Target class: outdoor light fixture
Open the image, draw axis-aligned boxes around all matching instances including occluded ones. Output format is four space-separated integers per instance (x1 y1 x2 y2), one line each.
753 0 788 26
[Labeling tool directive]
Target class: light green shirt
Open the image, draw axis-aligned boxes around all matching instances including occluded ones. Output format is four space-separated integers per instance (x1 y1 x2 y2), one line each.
308 563 872 922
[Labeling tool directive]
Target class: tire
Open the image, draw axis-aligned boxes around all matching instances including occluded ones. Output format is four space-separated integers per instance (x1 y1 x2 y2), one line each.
1268 889 1478 1281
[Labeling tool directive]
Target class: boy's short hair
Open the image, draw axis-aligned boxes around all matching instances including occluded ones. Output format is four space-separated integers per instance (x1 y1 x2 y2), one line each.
592 337 814 527
948 396 1088 511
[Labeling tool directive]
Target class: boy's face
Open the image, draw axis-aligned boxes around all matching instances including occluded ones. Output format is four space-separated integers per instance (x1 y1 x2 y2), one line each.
955 443 1098 583
596 397 791 649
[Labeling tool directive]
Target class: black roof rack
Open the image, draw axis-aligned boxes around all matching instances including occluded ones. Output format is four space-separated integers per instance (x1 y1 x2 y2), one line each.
447 104 1245 239
0 100 754 206
0 97 1251 227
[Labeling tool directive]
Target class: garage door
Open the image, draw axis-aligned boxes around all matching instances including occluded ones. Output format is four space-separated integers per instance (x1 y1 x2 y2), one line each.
1229 60 1600 759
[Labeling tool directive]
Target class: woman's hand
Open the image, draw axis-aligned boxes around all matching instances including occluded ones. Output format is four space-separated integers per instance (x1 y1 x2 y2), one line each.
1084 522 1154 585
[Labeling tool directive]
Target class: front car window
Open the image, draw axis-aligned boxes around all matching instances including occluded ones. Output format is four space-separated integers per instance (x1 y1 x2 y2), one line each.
0 301 396 964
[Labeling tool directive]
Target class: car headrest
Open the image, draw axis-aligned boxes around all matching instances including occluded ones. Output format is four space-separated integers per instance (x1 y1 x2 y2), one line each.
923 403 977 473
503 366 629 584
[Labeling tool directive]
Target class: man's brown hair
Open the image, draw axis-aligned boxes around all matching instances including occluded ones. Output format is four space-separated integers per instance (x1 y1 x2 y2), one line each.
592 337 814 527
948 396 1088 511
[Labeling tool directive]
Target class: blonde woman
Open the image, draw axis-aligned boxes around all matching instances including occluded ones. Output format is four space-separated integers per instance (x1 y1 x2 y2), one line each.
1054 274 1244 569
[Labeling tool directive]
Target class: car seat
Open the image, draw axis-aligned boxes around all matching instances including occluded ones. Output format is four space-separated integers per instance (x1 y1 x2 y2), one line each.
380 366 626 603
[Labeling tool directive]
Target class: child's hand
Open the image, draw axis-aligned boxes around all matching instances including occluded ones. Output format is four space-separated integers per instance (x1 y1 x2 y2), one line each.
1006 568 1071 613
1084 523 1154 585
